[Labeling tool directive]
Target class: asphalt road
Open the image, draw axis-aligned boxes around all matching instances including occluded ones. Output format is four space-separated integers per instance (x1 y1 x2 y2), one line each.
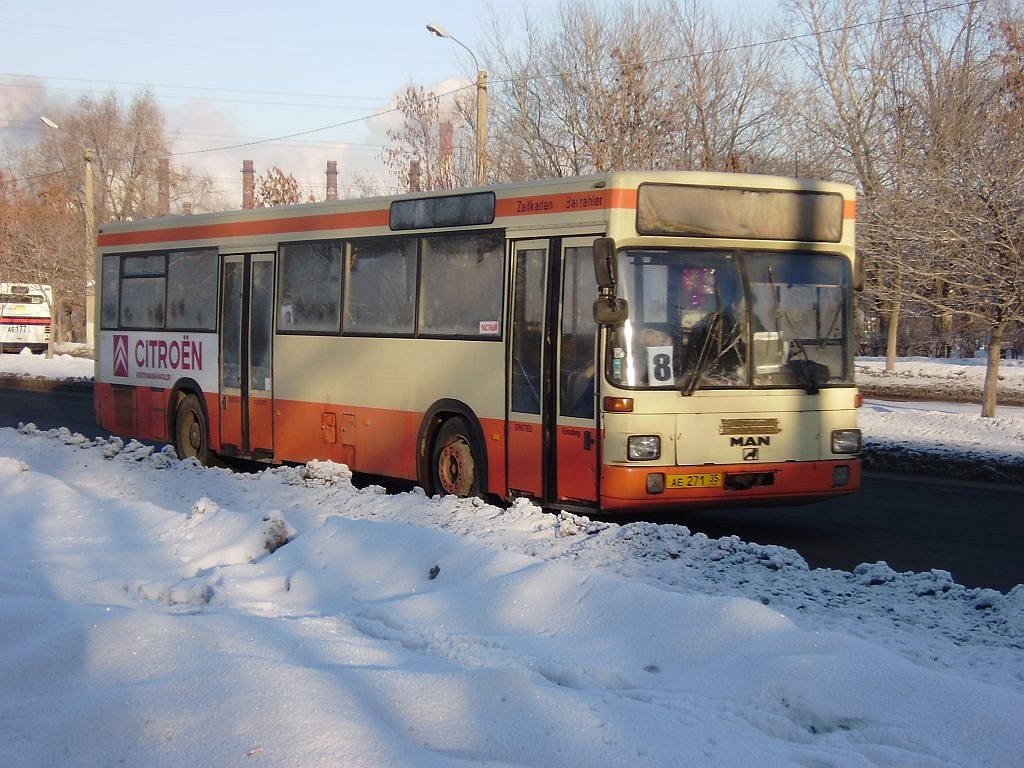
660 476 1023 592
1 382 1020 592
0 381 101 438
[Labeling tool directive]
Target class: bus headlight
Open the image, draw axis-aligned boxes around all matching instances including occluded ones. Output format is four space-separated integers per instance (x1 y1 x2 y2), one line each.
831 429 862 455
628 435 661 461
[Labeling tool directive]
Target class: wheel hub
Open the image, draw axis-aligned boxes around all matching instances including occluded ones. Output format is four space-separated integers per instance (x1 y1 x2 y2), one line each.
438 439 473 496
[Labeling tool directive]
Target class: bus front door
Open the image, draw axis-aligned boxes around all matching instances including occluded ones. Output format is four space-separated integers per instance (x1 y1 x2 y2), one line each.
219 253 275 461
554 240 600 506
507 239 599 509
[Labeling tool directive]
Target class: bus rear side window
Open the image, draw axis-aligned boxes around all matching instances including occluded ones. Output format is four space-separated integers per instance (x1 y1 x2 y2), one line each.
101 255 119 329
278 242 343 333
119 253 166 328
419 232 503 337
166 250 217 330
120 276 165 329
345 238 416 335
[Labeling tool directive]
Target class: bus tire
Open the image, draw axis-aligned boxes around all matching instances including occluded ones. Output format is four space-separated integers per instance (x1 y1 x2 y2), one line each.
174 393 210 465
430 417 480 498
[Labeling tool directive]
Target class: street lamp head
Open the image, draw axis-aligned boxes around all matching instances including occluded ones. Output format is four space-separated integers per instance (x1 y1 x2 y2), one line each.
424 20 488 185
40 116 60 130
426 22 449 38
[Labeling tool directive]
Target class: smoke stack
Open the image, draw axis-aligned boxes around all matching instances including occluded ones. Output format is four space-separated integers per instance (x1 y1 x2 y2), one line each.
326 160 338 201
242 160 254 209
409 159 421 192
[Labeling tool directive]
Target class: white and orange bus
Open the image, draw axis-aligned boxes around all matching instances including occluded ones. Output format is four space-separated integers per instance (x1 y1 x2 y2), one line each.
1 282 52 353
94 171 862 513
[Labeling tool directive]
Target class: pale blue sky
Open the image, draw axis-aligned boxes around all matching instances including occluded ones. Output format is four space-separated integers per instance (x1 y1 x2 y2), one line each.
1 0 780 201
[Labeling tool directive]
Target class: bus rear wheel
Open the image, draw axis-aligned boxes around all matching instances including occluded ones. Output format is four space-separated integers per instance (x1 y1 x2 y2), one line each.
430 417 479 498
174 393 210 465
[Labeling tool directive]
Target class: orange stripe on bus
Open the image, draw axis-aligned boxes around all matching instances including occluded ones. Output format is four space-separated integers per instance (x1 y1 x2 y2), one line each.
98 187 645 247
608 187 639 208
96 209 391 247
844 199 856 219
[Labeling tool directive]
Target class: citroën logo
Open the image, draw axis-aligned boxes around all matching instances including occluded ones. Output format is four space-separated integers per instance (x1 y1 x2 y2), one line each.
113 335 129 378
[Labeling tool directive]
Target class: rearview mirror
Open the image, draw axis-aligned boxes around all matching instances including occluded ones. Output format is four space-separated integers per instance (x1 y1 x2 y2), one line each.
593 296 628 325
593 237 617 291
853 253 865 292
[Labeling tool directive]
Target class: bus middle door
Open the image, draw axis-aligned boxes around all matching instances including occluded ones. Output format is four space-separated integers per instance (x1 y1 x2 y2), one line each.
507 241 547 499
506 238 599 509
219 253 275 461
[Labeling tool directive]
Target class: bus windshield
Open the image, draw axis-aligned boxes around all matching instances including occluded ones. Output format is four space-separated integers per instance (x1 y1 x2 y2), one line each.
605 249 854 393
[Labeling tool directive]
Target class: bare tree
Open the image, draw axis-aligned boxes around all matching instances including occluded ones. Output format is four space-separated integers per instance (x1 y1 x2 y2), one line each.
4 91 222 342
15 91 222 220
531 0 677 173
903 11 1024 416
788 0 1018 414
479 0 783 180
21 92 162 222
347 170 390 198
534 1 624 174
782 0 1019 397
381 85 468 191
784 0 917 371
667 0 786 172
253 166 304 207
0 172 82 343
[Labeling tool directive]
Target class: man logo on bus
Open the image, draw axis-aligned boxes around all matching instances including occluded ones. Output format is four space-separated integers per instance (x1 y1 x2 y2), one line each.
113 335 130 378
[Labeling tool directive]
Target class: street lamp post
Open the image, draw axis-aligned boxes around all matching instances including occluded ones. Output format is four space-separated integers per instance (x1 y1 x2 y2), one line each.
83 148 94 253
40 116 96 347
426 22 488 186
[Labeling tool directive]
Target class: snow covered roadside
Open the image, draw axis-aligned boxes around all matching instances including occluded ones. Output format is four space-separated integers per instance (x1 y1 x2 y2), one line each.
857 356 1024 405
1 426 1023 767
853 357 1024 479
0 346 94 384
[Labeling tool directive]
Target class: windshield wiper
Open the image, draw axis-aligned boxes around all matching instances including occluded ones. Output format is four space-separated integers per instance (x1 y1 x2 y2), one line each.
785 336 820 395
681 312 722 395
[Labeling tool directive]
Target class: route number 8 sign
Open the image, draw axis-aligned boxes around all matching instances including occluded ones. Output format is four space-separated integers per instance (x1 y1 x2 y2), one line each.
646 345 675 386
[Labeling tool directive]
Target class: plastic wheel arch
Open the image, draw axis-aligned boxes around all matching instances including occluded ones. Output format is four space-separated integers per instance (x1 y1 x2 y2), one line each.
167 379 211 462
416 399 489 498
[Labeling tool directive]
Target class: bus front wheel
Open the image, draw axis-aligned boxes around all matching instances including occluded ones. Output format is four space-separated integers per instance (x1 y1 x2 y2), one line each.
174 393 210 465
430 417 479 498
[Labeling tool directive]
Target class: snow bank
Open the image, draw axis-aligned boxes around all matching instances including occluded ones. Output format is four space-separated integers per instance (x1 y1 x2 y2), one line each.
0 426 1022 767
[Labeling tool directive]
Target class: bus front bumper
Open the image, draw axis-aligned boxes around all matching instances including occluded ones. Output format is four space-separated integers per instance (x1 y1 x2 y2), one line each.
599 459 861 513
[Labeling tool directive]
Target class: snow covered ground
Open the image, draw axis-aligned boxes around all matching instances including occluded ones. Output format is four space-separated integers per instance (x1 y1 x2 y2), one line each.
1 349 1023 767
857 355 1024 405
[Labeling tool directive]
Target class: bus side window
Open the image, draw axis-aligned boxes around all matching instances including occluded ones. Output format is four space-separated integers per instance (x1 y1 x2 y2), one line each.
560 246 597 419
511 324 542 413
511 247 546 415
278 300 295 330
279 242 343 334
561 355 595 418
